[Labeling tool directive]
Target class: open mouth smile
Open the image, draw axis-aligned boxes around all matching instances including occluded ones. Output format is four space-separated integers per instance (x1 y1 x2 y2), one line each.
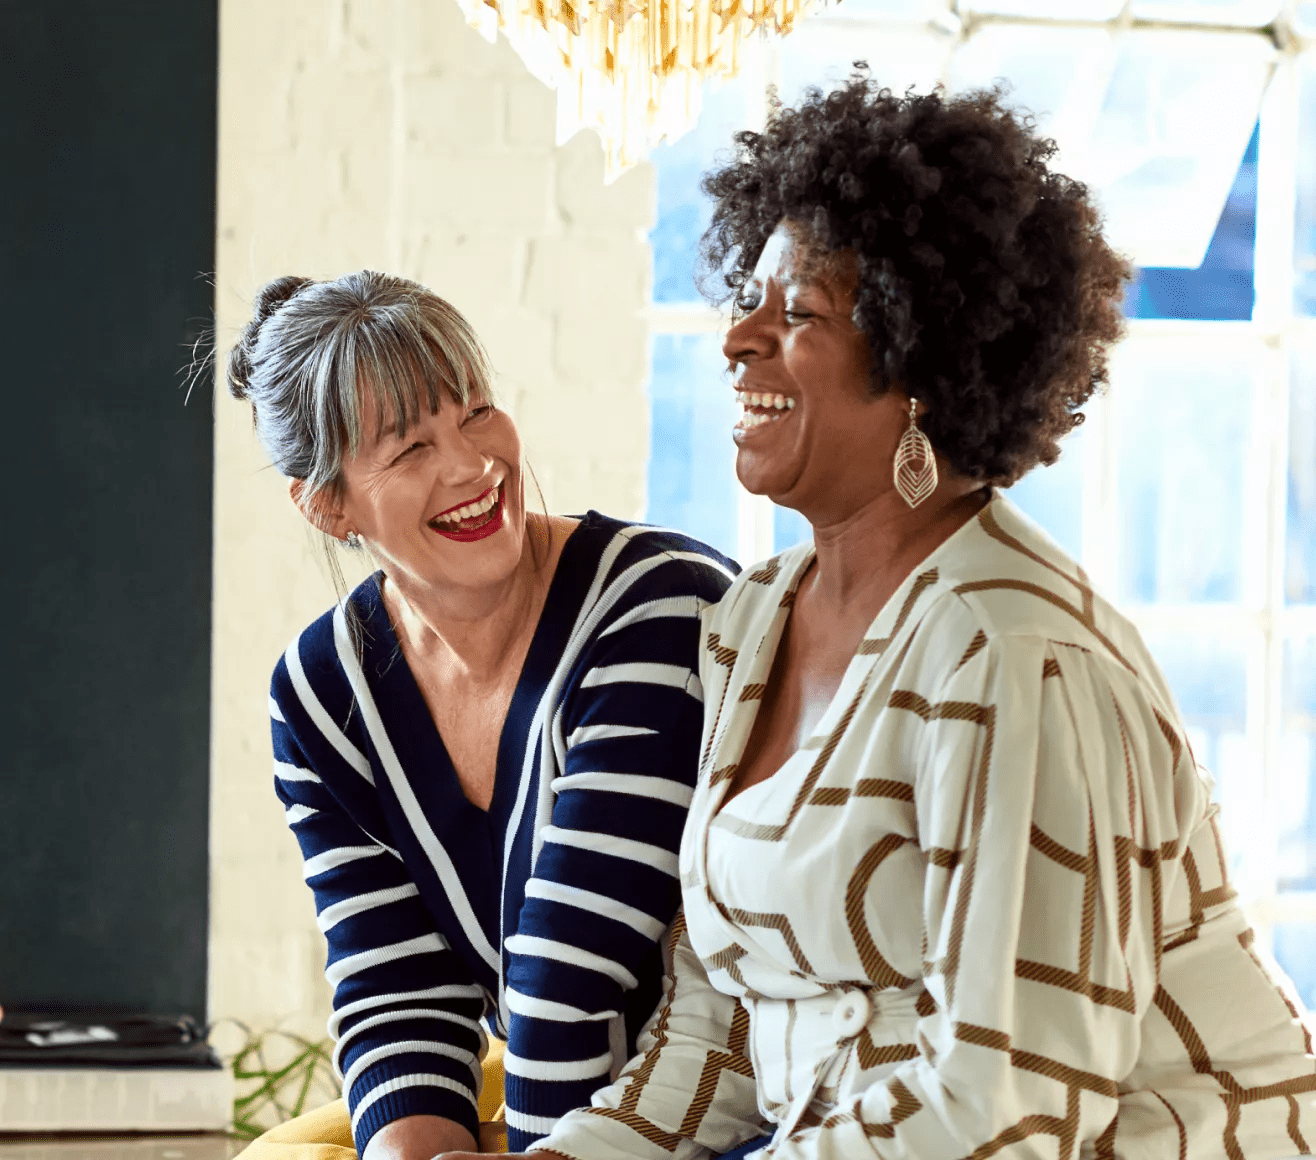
735 389 796 432
428 482 505 543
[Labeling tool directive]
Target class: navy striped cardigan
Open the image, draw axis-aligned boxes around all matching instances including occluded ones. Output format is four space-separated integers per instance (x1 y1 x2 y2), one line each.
269 513 737 1153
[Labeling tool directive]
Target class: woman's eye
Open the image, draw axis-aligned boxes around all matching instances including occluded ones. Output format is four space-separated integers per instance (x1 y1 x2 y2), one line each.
393 441 425 463
733 294 761 317
784 308 814 323
466 404 495 422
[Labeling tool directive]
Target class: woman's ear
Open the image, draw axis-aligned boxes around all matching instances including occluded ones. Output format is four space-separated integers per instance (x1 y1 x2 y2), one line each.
289 478 349 540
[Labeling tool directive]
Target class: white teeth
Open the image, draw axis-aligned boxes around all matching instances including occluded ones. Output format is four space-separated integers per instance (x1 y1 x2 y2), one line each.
736 410 786 430
435 486 500 525
734 390 796 430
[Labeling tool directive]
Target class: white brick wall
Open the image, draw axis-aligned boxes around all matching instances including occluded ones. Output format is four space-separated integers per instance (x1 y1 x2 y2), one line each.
210 0 655 1039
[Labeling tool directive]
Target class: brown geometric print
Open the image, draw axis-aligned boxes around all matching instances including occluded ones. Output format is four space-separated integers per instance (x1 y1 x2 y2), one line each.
539 497 1316 1160
584 920 756 1153
956 629 990 673
1017 814 1136 1014
1153 985 1316 1159
745 557 781 586
807 778 914 808
845 834 918 989
676 1004 754 1138
706 632 738 669
886 687 995 1011
953 576 1135 674
856 568 939 657
710 899 816 977
710 662 879 843
699 630 741 772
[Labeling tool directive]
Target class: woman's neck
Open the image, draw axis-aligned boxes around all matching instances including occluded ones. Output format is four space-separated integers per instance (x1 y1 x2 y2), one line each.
381 514 561 685
805 481 990 619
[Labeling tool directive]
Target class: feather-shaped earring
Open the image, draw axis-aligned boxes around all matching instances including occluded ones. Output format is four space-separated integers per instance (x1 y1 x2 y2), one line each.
893 398 937 509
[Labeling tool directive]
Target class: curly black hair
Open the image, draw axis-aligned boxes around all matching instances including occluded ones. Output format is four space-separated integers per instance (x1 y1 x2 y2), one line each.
700 74 1131 485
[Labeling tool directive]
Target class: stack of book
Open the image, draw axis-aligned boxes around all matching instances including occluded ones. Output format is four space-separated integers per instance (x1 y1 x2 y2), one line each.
0 1010 233 1132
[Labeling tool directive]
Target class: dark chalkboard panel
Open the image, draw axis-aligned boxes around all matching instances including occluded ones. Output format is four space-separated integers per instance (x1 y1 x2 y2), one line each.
0 1 218 1021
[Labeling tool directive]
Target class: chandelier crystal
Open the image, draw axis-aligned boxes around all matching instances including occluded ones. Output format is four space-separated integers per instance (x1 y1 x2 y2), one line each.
452 0 821 178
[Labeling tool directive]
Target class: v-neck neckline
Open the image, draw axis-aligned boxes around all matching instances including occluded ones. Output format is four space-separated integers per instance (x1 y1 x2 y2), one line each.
708 496 995 821
353 513 598 827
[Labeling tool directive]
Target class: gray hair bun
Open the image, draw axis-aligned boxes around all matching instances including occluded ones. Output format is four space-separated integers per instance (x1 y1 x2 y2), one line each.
226 276 315 402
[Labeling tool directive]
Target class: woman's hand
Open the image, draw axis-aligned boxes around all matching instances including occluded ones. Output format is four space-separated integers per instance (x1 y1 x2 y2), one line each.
362 1115 476 1160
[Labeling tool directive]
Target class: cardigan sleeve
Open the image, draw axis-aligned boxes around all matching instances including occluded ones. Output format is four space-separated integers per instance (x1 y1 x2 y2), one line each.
501 564 733 1150
769 632 1195 1160
527 914 766 1160
270 662 488 1156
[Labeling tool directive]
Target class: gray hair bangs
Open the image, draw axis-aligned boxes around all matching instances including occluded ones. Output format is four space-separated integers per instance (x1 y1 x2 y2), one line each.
228 270 495 503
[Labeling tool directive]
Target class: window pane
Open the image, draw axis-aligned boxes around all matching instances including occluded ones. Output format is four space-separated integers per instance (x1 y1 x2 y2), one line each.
1272 924 1316 1010
1002 423 1085 562
1287 335 1316 604
773 504 812 554
1124 124 1256 322
1142 631 1252 883
650 77 757 304
813 0 951 15
1295 52 1316 317
1111 337 1251 604
779 21 951 111
646 334 739 558
1280 636 1316 892
1130 0 1282 24
961 0 1122 16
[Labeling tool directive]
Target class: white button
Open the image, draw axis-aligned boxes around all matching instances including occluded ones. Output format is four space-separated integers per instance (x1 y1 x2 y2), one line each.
832 990 872 1037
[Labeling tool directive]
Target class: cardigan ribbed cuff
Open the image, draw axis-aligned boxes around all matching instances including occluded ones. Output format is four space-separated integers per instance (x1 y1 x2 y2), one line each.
350 1075 480 1155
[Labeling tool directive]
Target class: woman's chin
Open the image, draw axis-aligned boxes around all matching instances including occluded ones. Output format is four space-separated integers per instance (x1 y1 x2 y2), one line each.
734 445 799 504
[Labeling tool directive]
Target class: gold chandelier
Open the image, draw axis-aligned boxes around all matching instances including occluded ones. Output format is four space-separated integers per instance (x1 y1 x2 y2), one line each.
453 0 822 178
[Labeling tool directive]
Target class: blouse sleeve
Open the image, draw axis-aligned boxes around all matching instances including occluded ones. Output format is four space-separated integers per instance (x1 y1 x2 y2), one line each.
270 668 488 1156
527 914 766 1160
770 632 1196 1160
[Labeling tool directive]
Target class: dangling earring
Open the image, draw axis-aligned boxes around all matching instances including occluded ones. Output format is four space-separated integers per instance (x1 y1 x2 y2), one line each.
344 531 363 549
893 398 937 509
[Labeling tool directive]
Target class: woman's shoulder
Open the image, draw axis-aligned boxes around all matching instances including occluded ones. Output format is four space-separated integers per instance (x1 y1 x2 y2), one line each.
569 511 740 605
269 574 383 703
921 496 1177 699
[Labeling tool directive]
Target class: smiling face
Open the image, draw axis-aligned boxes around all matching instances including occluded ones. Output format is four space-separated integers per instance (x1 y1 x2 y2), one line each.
726 223 913 528
328 390 528 598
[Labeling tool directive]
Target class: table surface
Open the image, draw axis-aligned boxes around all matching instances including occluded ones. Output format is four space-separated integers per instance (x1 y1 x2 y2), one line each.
0 1135 246 1160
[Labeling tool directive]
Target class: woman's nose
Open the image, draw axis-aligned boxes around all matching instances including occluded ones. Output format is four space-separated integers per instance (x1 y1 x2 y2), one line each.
436 429 493 485
723 308 773 367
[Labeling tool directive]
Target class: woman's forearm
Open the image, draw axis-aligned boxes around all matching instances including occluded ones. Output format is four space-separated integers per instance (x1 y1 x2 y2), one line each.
362 1114 477 1160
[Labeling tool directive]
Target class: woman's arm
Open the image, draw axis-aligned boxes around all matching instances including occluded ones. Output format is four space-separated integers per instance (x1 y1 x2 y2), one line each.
499 571 727 1149
271 664 488 1158
523 914 763 1160
770 634 1186 1160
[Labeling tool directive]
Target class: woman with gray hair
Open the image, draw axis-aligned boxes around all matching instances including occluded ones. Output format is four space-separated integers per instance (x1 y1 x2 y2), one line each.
228 271 737 1160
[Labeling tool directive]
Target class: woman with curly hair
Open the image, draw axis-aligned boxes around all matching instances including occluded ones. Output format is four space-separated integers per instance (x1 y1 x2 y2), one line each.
465 78 1316 1160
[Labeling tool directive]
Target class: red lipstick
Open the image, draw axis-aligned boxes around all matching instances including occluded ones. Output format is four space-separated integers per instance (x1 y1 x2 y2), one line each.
428 484 505 543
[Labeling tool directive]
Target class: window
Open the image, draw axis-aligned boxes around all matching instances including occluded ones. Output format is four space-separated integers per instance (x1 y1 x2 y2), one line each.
644 5 1316 1004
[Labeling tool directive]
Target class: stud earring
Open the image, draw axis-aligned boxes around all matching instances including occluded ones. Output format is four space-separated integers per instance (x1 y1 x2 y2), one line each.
893 398 937 509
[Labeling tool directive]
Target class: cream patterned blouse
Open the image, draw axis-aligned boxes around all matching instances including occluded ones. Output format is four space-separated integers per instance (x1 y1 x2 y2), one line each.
531 495 1316 1160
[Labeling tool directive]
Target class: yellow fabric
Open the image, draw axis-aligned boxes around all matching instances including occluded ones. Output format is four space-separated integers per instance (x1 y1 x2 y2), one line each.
242 1038 506 1159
